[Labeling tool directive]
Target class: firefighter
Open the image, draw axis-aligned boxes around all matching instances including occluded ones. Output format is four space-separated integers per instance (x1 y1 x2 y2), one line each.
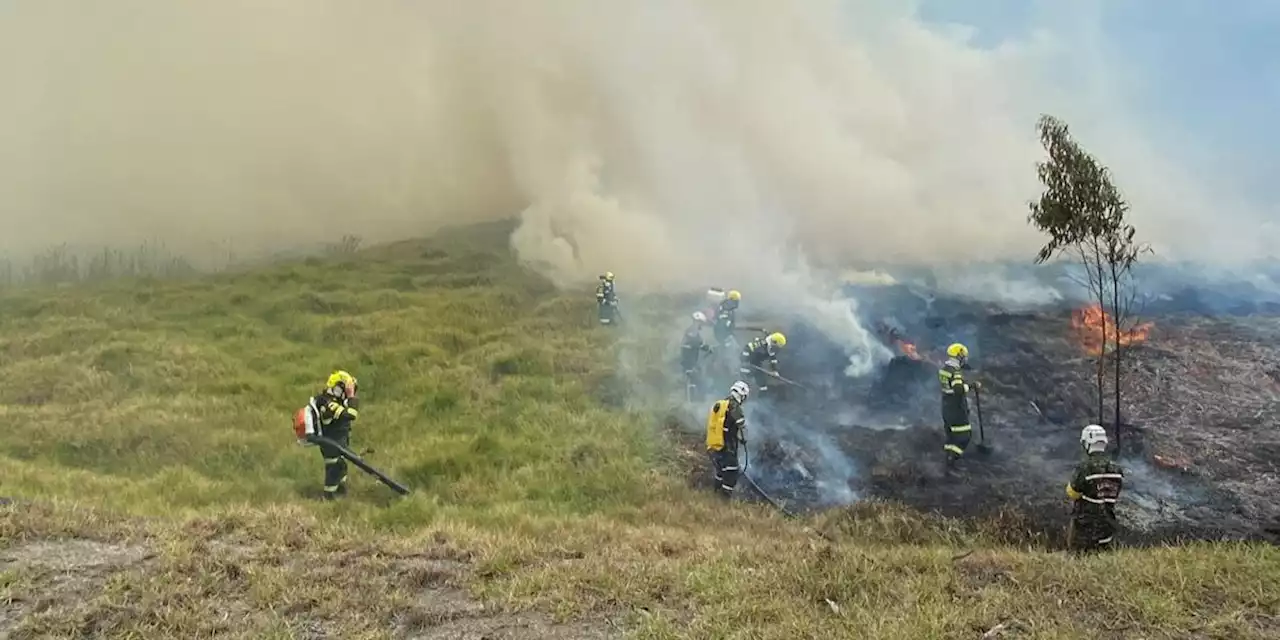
681 311 714 401
740 331 786 393
1066 424 1125 552
713 290 741 347
706 381 750 498
595 272 618 325
939 342 979 467
310 370 360 499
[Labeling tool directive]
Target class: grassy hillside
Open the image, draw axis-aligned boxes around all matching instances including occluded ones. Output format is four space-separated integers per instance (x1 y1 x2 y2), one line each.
0 221 1276 639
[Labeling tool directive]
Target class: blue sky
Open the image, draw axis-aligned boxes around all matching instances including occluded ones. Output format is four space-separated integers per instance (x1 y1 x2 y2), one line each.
917 0 1280 199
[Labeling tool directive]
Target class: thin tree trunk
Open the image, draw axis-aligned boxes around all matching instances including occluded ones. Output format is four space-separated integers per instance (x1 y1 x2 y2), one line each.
1074 240 1109 427
1092 241 1107 426
1110 257 1123 456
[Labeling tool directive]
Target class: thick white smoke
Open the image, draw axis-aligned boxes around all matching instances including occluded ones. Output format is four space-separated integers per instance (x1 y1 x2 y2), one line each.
1 1 1267 288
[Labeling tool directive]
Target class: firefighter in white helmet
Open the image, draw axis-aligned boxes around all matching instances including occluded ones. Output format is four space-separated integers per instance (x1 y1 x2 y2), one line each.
706 381 750 498
1065 424 1125 551
680 311 714 400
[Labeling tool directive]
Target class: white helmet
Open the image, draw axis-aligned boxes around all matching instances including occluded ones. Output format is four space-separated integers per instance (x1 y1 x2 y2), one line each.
729 381 750 404
692 311 707 323
1081 424 1108 454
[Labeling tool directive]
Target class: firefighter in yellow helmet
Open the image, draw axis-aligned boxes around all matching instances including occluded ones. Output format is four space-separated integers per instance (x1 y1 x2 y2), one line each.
740 331 786 394
595 272 618 326
309 370 360 499
939 343 979 467
713 289 741 347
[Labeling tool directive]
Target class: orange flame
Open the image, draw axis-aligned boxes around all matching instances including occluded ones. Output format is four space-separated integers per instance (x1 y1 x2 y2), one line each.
876 322 932 363
1071 304 1153 355
896 340 923 361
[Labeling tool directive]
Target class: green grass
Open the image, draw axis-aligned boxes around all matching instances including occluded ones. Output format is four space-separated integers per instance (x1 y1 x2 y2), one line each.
0 220 1276 639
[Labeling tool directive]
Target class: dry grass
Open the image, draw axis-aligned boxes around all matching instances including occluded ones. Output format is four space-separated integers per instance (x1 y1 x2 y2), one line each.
0 220 1277 639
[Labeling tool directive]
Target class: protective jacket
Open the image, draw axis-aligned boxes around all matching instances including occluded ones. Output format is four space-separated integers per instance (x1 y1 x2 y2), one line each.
595 280 618 325
309 392 359 498
1066 452 1124 548
938 358 970 427
595 280 616 304
740 336 777 372
938 357 973 462
705 396 746 453
714 299 738 343
681 324 711 370
309 392 360 436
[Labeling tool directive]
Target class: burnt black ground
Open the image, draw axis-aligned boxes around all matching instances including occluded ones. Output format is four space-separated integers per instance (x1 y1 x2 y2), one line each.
729 284 1280 549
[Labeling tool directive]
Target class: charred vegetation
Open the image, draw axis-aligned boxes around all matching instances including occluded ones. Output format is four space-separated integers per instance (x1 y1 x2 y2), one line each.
734 282 1280 548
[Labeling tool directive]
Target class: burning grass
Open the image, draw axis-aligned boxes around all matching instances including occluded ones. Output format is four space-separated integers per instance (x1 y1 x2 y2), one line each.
0 223 1277 638
737 292 1280 549
1070 302 1154 355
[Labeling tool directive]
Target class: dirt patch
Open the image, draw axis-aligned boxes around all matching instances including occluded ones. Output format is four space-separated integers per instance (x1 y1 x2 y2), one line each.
0 538 156 637
0 538 152 572
394 556 619 640
0 532 619 639
404 609 617 640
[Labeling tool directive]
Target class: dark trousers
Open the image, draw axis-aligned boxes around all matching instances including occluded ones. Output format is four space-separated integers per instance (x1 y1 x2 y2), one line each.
318 425 351 496
708 449 740 498
682 356 704 401
715 329 735 350
943 423 971 461
739 361 772 393
1069 510 1118 551
598 301 617 324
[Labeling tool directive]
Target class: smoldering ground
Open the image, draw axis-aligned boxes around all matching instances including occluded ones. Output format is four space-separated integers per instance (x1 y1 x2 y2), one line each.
646 273 1280 548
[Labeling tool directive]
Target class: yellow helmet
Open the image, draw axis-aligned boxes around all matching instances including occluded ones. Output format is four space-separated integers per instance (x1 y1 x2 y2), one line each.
727 290 741 301
603 271 615 281
326 370 357 397
946 343 969 359
768 332 787 348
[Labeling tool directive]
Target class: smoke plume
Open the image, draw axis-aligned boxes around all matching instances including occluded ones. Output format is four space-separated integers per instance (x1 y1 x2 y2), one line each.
1 1 1268 280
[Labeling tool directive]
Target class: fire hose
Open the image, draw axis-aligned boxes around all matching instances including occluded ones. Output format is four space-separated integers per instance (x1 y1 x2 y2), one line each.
735 439 838 543
739 470 837 543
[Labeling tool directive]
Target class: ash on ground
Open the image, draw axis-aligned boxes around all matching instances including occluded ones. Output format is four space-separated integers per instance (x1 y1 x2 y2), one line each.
732 283 1280 547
